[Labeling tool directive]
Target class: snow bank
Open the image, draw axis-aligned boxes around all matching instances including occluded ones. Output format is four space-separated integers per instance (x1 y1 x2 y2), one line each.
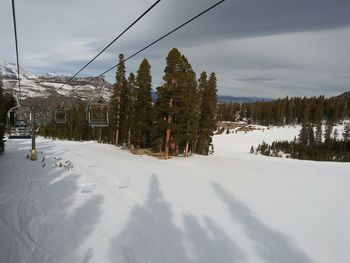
0 132 349 263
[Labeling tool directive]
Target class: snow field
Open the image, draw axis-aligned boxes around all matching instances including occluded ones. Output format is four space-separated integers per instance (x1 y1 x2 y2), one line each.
0 126 349 263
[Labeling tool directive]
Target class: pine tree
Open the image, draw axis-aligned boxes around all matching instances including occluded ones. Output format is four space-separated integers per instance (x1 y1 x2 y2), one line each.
315 122 322 144
196 71 208 154
176 55 199 157
111 54 127 145
196 72 218 155
133 59 153 148
126 73 137 147
333 128 339 141
324 121 333 143
155 48 185 159
307 123 315 145
0 75 5 152
343 123 350 141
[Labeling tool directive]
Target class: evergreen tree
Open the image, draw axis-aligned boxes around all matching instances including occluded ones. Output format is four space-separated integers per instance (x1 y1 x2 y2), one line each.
111 54 127 145
343 123 350 141
155 48 185 159
307 123 315 145
126 73 137 147
196 72 218 155
324 121 333 143
195 71 208 154
176 55 199 156
315 122 322 144
133 59 153 148
0 75 5 152
333 128 339 141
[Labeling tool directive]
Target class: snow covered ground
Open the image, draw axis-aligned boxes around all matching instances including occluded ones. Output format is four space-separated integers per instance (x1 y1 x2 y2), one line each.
0 126 350 263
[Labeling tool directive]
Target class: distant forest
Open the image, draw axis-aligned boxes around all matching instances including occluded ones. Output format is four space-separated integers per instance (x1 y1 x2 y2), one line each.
217 95 350 125
217 96 350 162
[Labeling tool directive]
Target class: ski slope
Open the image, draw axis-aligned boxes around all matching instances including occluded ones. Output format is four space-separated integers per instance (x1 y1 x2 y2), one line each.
0 127 349 263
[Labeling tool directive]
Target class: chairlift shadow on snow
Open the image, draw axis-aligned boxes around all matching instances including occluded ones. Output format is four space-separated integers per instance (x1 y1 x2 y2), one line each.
109 175 312 263
211 182 312 263
109 174 245 263
0 140 103 263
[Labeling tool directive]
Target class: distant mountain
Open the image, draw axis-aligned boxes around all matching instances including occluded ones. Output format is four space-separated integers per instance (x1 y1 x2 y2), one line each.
151 91 271 104
0 60 111 101
0 60 37 80
338 91 350 98
216 95 272 104
1 60 272 104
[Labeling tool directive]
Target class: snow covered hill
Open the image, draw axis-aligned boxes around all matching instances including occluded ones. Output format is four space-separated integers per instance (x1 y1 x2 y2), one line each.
0 60 111 100
0 126 349 263
0 60 38 80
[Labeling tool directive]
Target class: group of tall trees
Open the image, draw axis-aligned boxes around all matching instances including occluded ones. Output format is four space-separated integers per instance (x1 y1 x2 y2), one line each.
257 122 350 162
239 96 350 161
39 48 218 158
111 48 218 158
217 96 350 126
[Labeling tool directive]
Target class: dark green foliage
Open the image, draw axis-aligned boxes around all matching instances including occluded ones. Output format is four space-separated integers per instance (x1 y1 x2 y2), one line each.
154 48 204 156
324 121 333 143
343 123 350 141
196 72 217 155
258 117 350 161
38 100 111 143
176 55 199 155
109 54 127 145
217 95 350 125
154 48 185 154
38 48 218 158
258 139 350 162
133 59 153 148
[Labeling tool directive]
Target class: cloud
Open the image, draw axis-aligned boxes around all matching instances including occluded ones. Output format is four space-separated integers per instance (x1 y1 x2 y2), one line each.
1 0 350 97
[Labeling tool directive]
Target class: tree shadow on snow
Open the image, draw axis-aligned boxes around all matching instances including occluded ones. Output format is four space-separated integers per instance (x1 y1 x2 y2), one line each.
211 182 312 263
110 175 245 263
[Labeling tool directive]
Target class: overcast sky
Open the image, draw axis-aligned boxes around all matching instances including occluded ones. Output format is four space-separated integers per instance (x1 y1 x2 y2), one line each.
1 0 350 98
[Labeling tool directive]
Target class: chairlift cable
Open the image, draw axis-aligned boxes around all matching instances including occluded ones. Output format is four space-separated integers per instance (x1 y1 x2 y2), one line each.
85 0 226 85
62 0 226 100
57 0 162 91
11 0 21 102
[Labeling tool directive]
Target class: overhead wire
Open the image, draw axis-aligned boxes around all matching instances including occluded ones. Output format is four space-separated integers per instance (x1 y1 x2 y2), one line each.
11 0 21 102
84 0 226 86
57 0 162 91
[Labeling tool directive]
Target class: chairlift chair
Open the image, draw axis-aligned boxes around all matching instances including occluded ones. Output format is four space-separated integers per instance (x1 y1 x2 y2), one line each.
87 98 109 128
54 108 67 124
6 106 32 139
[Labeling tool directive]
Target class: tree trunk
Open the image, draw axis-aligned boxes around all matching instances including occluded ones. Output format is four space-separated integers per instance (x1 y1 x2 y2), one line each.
164 98 173 160
98 128 102 143
185 119 190 157
115 96 120 146
185 140 189 157
127 128 131 148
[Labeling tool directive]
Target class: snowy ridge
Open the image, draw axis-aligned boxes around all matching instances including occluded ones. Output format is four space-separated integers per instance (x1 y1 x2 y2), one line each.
1 60 111 100
0 60 38 79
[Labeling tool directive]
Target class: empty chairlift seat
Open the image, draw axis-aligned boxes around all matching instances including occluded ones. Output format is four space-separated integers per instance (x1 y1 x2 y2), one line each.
6 106 32 139
54 108 67 124
87 99 109 128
